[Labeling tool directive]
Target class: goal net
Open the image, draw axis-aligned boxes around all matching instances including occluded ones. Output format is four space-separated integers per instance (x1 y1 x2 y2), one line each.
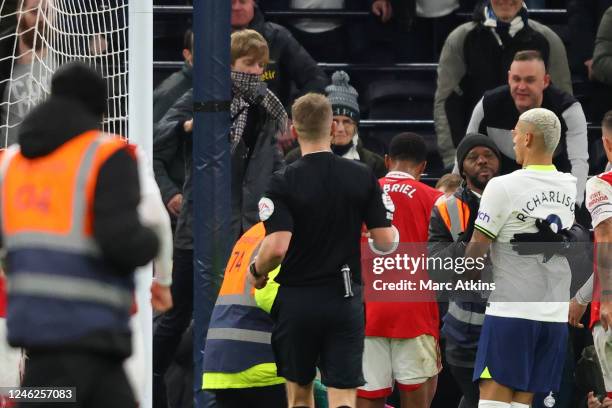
0 0 129 147
0 1 153 405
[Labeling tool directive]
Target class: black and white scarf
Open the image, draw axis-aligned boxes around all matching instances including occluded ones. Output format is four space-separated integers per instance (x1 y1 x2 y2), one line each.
230 71 287 152
483 2 529 46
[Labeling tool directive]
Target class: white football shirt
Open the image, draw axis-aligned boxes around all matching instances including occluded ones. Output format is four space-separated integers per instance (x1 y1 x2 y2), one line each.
474 166 577 322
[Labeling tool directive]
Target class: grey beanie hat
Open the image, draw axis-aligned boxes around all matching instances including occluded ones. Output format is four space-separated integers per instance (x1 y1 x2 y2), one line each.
325 71 360 123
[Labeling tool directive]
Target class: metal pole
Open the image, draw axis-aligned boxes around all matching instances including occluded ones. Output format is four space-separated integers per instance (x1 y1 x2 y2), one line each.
192 0 231 406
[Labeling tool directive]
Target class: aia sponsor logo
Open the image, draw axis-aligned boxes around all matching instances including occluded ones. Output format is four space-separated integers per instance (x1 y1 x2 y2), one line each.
477 211 490 223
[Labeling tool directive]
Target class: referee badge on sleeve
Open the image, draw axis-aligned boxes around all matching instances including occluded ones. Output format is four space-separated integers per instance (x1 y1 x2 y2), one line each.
258 197 275 221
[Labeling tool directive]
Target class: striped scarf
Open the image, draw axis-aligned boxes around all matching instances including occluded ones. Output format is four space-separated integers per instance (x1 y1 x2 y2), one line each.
230 71 287 153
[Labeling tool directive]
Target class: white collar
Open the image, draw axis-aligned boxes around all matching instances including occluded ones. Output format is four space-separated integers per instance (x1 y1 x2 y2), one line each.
386 171 415 180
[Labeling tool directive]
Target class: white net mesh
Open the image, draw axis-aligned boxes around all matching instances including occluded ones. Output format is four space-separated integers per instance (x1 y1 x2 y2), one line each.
0 0 129 147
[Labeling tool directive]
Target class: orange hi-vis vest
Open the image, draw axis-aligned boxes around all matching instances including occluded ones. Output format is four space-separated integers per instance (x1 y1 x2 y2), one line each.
435 194 470 240
1 131 134 348
203 222 277 374
435 194 487 349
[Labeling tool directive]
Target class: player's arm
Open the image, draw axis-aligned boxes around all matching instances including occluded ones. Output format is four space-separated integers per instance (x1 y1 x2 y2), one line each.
369 227 397 254
464 177 509 278
464 230 492 279
466 229 493 256
595 217 612 330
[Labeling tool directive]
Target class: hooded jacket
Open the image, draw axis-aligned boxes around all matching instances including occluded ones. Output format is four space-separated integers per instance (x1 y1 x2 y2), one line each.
10 95 159 356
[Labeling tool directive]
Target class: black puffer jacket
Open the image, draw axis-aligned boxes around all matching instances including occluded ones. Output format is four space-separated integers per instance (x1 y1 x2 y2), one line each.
248 6 329 107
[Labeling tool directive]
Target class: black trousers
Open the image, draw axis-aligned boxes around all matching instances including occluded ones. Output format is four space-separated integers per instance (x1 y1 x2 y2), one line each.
153 248 194 408
448 364 479 408
214 384 287 408
19 350 135 408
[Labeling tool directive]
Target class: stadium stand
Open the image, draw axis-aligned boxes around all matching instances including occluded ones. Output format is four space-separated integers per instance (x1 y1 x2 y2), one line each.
152 2 607 177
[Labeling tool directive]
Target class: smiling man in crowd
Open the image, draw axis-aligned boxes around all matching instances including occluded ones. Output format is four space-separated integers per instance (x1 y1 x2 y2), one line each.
466 50 588 206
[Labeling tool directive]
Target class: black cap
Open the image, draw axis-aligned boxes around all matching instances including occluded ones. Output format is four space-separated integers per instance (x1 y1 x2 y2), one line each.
51 62 107 118
456 133 502 176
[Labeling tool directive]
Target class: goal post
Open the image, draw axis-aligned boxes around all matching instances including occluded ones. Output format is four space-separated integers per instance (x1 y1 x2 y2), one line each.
128 4 154 408
128 0 152 157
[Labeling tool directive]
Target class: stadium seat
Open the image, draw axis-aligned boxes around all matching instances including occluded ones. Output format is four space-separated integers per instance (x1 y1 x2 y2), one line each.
362 79 444 176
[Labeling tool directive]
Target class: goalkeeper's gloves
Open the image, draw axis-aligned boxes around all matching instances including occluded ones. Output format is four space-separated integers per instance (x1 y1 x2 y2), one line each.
510 219 570 263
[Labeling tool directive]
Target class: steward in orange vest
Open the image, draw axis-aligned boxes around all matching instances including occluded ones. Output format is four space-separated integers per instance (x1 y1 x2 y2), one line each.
427 134 500 407
1 62 158 407
202 222 286 407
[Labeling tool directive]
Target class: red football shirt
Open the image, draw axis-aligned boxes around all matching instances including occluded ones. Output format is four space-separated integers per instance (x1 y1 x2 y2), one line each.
364 171 443 338
587 171 612 328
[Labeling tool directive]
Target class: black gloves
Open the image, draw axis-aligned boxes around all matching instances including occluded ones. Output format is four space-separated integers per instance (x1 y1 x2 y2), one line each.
510 219 570 262
457 221 475 243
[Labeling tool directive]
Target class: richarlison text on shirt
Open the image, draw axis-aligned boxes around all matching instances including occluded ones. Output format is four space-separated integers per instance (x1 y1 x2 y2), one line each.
516 190 576 222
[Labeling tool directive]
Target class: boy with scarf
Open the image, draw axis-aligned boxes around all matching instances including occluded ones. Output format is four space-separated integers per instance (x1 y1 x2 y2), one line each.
152 29 286 408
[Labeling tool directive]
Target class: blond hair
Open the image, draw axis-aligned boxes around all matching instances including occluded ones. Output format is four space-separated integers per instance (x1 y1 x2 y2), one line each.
435 173 462 194
291 93 332 141
518 108 561 154
231 29 269 66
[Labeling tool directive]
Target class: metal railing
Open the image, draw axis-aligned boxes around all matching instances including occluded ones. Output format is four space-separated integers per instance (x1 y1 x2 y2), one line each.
152 6 567 21
359 120 601 131
153 61 438 72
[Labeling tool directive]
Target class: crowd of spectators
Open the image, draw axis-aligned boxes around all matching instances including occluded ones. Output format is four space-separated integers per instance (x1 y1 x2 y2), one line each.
0 0 609 407
148 1 612 407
